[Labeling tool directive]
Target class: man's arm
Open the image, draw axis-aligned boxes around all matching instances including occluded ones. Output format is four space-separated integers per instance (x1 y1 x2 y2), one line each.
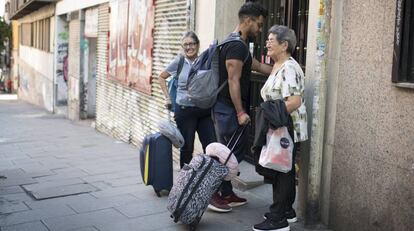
252 58 272 75
226 59 250 125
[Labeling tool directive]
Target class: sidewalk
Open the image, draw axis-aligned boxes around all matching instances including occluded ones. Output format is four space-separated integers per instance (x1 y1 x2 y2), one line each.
0 100 326 231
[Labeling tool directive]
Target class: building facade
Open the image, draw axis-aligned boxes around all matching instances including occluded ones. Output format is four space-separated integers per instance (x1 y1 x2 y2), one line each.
7 1 56 111
5 0 413 230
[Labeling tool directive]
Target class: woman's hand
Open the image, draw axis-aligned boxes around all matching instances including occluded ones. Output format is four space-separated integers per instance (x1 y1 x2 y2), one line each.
158 71 171 106
284 95 302 113
165 98 172 110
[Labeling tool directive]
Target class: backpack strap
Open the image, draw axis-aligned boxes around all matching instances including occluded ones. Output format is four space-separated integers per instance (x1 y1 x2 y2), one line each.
218 37 250 63
216 37 250 94
175 55 185 80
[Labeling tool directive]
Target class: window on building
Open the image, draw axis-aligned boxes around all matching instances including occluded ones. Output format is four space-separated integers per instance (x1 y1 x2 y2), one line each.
20 23 32 46
393 0 414 84
19 17 51 52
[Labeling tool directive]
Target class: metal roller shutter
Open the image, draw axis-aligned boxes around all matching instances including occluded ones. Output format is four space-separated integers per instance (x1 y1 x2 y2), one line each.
96 0 189 162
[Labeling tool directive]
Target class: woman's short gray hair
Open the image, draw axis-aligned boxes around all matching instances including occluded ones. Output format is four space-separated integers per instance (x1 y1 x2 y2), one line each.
268 25 297 54
181 31 200 44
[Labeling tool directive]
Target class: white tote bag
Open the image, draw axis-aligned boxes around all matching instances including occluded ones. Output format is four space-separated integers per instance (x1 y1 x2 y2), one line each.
259 127 293 173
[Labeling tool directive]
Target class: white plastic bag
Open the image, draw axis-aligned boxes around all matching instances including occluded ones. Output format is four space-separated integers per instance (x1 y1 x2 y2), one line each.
259 127 293 173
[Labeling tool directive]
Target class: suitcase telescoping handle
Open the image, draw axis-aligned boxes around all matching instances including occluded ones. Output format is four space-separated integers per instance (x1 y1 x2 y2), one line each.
224 125 248 165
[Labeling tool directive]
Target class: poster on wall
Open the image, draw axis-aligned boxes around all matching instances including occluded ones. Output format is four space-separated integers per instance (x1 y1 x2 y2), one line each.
127 0 154 94
108 0 129 83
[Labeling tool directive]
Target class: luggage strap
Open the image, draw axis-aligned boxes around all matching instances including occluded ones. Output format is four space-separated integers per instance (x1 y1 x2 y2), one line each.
224 125 247 165
173 157 206 221
173 157 214 222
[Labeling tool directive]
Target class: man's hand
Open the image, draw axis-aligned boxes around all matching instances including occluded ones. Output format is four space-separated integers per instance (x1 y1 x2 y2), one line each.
237 112 250 125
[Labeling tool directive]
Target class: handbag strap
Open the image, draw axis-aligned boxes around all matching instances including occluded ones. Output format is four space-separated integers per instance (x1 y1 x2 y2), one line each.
175 55 185 80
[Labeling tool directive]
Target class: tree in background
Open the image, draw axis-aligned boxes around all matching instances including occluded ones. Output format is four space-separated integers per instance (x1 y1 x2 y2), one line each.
0 16 11 54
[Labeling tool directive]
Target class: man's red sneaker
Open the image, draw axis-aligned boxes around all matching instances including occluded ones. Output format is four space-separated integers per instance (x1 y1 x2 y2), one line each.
223 192 247 207
208 192 232 213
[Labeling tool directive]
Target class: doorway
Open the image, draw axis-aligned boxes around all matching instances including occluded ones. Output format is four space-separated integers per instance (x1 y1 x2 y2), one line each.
246 0 309 163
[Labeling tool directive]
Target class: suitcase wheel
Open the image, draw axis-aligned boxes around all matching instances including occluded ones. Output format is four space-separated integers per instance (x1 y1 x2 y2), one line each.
155 190 161 197
189 224 197 231
189 220 199 231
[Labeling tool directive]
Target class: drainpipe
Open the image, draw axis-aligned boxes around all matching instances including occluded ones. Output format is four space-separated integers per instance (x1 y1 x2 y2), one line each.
304 0 330 227
52 8 58 114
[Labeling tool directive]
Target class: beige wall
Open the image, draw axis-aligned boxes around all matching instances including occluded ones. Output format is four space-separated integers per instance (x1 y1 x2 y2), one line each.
327 0 414 230
195 0 244 50
16 5 55 112
67 13 81 120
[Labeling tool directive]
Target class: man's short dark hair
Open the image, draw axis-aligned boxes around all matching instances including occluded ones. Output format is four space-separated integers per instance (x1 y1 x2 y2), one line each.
238 1 268 21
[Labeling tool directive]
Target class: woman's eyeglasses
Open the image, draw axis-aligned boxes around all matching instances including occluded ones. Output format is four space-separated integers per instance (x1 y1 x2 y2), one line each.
182 42 198 48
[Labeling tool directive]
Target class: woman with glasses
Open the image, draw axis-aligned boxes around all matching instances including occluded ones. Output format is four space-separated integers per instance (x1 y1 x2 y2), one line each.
158 31 216 168
252 25 308 231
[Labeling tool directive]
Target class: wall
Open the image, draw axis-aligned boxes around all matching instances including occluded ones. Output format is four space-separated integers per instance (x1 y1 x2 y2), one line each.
18 49 54 111
327 0 414 230
195 0 243 50
195 0 215 51
16 5 55 111
11 21 19 92
67 12 81 120
214 0 244 41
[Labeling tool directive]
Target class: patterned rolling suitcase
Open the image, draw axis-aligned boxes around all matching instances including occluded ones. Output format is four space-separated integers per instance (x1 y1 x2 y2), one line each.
167 126 246 230
139 132 173 197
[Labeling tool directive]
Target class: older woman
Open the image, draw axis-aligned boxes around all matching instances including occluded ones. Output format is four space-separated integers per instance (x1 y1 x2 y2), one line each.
158 31 216 168
253 25 308 231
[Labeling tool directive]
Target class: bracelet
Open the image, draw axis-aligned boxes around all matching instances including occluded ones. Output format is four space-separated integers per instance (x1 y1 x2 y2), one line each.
237 111 246 118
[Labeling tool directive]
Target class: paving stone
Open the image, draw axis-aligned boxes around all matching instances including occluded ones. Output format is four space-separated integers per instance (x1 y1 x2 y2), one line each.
24 170 56 178
129 185 165 200
42 209 128 231
1 221 50 231
114 197 168 218
67 227 99 231
0 186 24 195
90 185 142 198
0 201 29 214
0 162 14 171
27 183 98 200
0 169 38 187
88 182 113 191
0 177 37 187
102 177 142 187
81 170 138 183
0 193 35 204
95 211 173 231
68 194 140 213
35 168 88 181
24 194 95 210
22 178 85 192
11 158 39 165
0 205 75 226
77 164 131 175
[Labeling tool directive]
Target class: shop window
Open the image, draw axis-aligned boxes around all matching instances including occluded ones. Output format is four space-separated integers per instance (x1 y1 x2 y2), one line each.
393 0 414 84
